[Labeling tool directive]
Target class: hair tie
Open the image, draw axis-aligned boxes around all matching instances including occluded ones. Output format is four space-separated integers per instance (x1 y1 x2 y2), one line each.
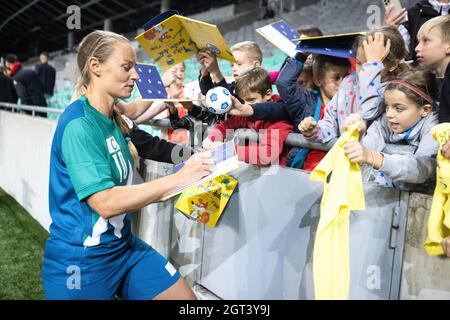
388 80 434 104
125 136 131 143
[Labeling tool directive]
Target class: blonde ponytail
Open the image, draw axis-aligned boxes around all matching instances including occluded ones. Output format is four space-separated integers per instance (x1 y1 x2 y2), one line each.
112 110 139 163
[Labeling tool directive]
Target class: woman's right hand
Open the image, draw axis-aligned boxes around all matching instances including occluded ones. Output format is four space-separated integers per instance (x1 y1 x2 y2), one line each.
175 151 214 187
299 117 318 137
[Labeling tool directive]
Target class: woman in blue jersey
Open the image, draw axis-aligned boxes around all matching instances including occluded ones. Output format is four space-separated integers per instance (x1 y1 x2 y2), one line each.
42 30 213 300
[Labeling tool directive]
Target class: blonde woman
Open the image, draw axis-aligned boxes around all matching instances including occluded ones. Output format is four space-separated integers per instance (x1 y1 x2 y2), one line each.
42 30 213 300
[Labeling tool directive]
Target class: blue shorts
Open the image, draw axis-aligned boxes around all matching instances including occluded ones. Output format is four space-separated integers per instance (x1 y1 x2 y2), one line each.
42 238 181 300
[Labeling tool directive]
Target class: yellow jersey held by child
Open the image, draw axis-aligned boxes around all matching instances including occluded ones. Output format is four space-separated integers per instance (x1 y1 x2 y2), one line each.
310 121 365 300
424 123 450 256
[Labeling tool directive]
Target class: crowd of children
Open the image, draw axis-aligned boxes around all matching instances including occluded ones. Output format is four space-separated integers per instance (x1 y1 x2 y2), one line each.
184 13 449 254
110 9 449 256
28 0 450 301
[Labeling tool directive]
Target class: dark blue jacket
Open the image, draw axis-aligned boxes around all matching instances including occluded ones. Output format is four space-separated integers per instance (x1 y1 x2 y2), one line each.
12 66 47 107
250 54 317 132
0 74 18 103
438 63 450 123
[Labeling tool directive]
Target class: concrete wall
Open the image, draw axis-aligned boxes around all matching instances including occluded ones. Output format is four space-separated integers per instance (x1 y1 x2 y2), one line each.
0 111 55 231
400 193 450 299
133 165 450 300
2 113 450 299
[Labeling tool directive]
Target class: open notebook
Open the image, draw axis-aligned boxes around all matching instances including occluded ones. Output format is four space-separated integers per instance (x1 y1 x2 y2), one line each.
161 140 240 201
256 20 300 57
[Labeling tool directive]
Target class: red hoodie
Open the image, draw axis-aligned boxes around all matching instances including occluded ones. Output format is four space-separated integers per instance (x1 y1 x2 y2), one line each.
8 61 21 77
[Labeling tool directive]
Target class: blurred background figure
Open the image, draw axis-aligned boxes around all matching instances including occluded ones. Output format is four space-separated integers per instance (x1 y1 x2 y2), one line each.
5 54 47 117
35 52 56 105
0 65 18 104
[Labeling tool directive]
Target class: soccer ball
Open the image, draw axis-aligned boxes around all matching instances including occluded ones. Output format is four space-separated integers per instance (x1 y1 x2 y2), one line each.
205 87 232 114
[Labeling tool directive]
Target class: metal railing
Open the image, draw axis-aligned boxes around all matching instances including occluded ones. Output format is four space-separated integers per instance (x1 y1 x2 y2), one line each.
146 119 416 155
147 118 339 151
0 102 417 155
0 102 64 117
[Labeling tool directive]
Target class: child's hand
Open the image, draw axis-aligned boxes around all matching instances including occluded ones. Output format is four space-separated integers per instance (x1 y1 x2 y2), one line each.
344 113 367 135
196 49 220 74
363 32 391 64
299 117 318 137
383 4 407 28
179 101 194 111
442 236 450 258
166 102 181 115
442 139 450 161
229 96 254 117
344 141 371 164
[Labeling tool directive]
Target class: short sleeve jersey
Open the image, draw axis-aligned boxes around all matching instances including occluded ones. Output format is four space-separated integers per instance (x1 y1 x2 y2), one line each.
48 96 134 247
43 96 143 287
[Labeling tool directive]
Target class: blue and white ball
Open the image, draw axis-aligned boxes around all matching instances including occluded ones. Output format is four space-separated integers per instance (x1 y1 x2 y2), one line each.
205 87 232 114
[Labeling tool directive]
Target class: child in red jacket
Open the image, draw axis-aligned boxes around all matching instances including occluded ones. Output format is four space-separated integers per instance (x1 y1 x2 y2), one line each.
203 67 293 166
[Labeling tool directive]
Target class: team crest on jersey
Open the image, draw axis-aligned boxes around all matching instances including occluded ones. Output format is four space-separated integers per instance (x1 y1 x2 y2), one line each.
106 136 121 154
106 136 128 183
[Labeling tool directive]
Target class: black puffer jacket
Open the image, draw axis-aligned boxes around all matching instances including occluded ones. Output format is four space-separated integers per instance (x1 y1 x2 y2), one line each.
12 66 47 107
35 63 56 96
402 0 441 61
129 127 193 164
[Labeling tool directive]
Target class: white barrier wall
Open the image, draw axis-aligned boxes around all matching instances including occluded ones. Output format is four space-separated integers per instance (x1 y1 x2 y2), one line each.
2 110 450 299
0 111 56 231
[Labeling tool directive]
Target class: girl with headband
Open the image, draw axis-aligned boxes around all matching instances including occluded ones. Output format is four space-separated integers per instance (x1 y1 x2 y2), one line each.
343 67 439 190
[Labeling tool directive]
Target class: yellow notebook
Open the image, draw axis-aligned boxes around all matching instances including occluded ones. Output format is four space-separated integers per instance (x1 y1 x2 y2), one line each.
160 140 240 201
175 174 238 228
135 12 235 71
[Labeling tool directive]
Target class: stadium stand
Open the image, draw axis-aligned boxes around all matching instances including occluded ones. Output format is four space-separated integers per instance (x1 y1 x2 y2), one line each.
23 0 422 115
